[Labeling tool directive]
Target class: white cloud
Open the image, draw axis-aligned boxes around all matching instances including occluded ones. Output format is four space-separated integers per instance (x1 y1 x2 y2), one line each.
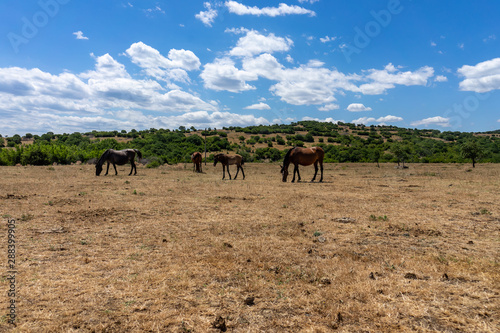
73 31 88 40
483 35 496 43
125 42 200 83
244 102 270 110
0 110 268 136
434 75 448 82
200 57 258 92
230 31 293 57
225 1 316 17
376 115 403 123
457 57 500 93
225 27 250 35
0 52 218 128
318 103 339 111
410 116 451 127
347 103 372 112
298 0 319 3
352 117 376 124
195 2 218 27
320 36 336 43
359 63 434 95
145 6 165 15
302 116 340 123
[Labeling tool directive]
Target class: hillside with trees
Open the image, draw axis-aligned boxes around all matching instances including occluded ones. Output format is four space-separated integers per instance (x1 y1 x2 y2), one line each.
1 121 499 167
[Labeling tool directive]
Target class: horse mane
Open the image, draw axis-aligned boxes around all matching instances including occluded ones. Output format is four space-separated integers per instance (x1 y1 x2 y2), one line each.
97 149 111 166
283 147 295 167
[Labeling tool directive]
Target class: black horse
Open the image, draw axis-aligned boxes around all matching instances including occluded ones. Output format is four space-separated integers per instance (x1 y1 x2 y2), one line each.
95 149 142 176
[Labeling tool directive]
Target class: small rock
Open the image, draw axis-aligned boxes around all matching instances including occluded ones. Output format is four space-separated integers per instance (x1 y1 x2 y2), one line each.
335 217 356 223
212 316 227 332
468 240 474 245
319 277 331 285
244 296 255 306
404 273 418 280
442 273 449 281
369 272 376 280
223 242 233 248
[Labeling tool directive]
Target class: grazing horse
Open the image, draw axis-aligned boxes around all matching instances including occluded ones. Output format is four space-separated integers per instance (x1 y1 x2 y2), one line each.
281 146 324 182
213 153 245 180
191 152 202 173
95 149 142 176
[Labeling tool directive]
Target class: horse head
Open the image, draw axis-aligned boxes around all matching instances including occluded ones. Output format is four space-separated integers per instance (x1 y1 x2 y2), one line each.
213 154 221 166
280 165 288 182
95 163 103 176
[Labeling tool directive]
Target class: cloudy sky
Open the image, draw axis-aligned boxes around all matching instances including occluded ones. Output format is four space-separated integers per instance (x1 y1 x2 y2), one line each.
0 0 499 136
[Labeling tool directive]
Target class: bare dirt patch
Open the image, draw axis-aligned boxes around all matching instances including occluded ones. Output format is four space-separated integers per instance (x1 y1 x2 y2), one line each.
1 163 499 332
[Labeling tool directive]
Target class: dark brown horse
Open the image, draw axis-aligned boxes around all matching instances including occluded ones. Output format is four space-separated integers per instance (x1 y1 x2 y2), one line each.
95 149 142 176
213 153 245 180
191 152 202 173
281 147 324 182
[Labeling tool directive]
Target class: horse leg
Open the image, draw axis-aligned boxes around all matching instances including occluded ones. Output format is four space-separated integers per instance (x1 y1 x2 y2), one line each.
112 163 118 175
234 164 239 179
222 165 225 180
296 164 302 182
227 165 232 180
291 164 298 182
105 162 110 176
129 161 135 176
240 165 245 180
311 161 318 182
319 161 323 182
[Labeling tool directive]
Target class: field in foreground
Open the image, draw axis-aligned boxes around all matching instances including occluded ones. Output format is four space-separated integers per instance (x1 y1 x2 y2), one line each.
0 163 499 332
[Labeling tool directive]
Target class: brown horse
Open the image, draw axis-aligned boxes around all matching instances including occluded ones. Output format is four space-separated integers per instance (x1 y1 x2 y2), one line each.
281 147 324 182
96 149 142 176
213 153 245 180
191 152 202 173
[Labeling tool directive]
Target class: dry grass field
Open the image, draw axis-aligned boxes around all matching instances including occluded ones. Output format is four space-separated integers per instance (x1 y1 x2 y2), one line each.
1 162 499 332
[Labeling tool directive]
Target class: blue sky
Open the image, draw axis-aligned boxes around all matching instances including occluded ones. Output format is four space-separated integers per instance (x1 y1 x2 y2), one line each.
0 0 499 136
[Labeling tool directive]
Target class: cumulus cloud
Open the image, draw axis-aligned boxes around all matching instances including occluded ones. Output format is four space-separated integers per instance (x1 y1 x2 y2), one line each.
434 75 448 82
244 102 271 110
352 117 376 124
230 31 293 57
359 63 434 95
0 110 268 136
347 103 372 112
125 42 200 83
457 57 500 93
318 103 339 111
376 115 403 123
196 2 218 27
0 51 218 131
200 57 258 92
225 1 316 17
410 116 451 127
352 115 403 125
73 31 88 40
302 116 341 123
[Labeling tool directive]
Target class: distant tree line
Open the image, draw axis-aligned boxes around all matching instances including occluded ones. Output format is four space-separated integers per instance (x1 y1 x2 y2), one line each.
0 121 499 167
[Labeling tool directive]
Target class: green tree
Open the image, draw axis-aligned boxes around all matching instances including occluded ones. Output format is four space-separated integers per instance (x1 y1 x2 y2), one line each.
460 140 483 168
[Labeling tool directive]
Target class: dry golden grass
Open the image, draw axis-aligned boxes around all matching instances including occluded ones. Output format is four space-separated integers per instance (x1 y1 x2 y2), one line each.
0 162 499 332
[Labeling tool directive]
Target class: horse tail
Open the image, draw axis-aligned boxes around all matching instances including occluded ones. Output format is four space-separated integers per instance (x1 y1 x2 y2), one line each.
134 149 142 160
